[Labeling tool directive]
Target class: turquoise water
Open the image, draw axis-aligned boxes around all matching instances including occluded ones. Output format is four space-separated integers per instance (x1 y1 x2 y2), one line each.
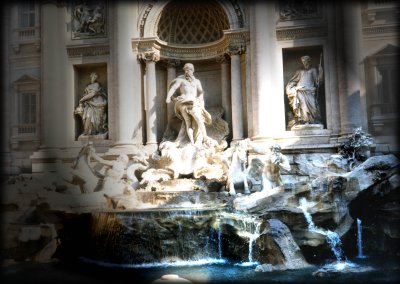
3 257 399 284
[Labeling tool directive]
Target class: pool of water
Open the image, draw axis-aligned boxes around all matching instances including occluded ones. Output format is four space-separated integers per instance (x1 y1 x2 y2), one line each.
2 257 400 284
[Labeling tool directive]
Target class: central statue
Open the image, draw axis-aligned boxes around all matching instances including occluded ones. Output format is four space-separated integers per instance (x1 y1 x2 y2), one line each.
166 63 213 147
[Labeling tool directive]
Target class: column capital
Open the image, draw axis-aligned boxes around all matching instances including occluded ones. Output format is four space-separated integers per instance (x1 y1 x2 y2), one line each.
138 49 160 63
227 44 245 56
224 28 248 56
166 59 181 68
132 37 160 63
216 54 230 64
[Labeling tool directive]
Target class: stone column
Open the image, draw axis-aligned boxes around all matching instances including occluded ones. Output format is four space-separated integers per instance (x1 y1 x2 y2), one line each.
337 2 366 135
217 55 232 137
141 50 160 146
228 47 244 141
31 2 68 172
250 2 285 139
113 2 143 148
166 60 180 123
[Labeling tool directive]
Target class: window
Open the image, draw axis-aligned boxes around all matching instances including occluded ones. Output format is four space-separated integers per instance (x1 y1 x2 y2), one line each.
11 75 40 147
366 44 399 135
19 2 36 28
376 63 398 114
18 92 37 134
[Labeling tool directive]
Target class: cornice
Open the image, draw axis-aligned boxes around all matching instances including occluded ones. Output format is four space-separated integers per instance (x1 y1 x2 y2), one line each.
362 25 400 36
276 26 327 41
66 44 110 57
132 29 249 61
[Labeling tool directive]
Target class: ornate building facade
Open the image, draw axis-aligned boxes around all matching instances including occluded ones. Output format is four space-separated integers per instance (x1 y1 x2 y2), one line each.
1 0 399 174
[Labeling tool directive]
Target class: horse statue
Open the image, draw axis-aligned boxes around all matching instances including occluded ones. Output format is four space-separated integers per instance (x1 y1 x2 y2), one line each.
69 142 103 193
223 139 251 195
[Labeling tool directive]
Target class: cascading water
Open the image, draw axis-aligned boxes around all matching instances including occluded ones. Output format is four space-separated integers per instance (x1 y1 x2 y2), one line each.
83 208 263 268
356 218 367 259
217 222 222 259
299 198 348 267
298 198 365 273
298 197 344 262
84 209 226 267
218 212 262 266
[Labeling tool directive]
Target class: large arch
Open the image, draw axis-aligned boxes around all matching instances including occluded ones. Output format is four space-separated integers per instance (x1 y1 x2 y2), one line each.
138 0 245 39
134 0 248 61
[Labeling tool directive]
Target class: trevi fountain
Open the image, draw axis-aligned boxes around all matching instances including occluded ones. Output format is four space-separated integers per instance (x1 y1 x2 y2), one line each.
2 62 399 283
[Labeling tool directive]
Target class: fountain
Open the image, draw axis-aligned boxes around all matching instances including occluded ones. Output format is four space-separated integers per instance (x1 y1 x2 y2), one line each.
1 62 399 283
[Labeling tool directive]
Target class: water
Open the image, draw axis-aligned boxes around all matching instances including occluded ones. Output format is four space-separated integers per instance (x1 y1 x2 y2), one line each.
88 210 262 266
4 257 399 284
217 223 222 259
298 198 344 262
218 212 262 265
356 218 367 259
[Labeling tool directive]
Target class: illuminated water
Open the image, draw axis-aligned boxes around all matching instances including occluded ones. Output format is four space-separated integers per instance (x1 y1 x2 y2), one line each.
3 257 399 284
356 218 367 259
298 198 344 262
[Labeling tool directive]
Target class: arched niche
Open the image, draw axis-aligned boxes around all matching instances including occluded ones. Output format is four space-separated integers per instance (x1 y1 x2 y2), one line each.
134 0 249 144
133 0 248 61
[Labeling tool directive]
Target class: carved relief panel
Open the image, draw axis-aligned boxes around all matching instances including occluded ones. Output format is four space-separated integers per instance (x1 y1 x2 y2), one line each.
71 0 107 39
278 0 322 22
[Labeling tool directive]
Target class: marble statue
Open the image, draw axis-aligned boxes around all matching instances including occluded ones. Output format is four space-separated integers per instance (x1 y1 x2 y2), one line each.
285 55 323 127
87 145 131 195
232 143 291 211
223 139 251 195
261 144 290 193
246 157 264 191
75 72 108 138
69 142 100 193
166 63 213 147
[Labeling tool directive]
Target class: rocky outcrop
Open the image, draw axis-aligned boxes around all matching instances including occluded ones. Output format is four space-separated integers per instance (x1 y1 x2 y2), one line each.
255 219 311 271
348 155 400 256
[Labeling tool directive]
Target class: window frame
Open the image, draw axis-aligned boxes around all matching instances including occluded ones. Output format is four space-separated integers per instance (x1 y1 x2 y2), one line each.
11 75 41 146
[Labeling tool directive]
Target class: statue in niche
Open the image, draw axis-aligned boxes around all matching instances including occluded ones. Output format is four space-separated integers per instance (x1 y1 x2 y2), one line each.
75 72 108 139
285 55 323 128
166 63 215 148
72 2 105 37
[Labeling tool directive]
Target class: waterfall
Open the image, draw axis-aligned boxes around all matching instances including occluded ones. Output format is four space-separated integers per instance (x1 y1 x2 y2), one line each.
217 223 222 259
247 222 261 263
87 210 265 267
88 209 226 265
217 212 262 266
298 198 344 262
356 218 367 259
